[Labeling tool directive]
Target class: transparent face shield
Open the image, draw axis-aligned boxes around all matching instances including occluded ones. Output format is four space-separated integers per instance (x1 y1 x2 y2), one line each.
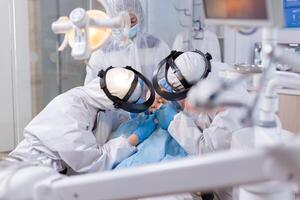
152 50 212 101
99 66 155 113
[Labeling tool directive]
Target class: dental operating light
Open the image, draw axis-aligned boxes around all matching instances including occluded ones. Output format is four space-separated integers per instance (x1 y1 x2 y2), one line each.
52 8 131 60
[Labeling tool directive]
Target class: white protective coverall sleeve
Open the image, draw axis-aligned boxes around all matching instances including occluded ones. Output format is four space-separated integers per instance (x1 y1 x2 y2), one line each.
168 79 250 155
168 107 244 155
10 78 136 173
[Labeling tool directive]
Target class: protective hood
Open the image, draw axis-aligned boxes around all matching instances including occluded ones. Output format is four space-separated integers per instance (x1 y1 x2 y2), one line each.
153 50 212 101
98 66 155 113
99 0 145 38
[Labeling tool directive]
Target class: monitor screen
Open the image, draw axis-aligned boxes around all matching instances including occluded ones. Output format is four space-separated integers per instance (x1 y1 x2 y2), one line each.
284 0 300 28
203 0 268 20
285 0 300 8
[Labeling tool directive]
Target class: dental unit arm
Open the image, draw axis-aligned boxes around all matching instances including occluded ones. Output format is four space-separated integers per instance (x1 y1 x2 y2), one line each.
2 135 300 200
52 8 131 60
30 138 300 200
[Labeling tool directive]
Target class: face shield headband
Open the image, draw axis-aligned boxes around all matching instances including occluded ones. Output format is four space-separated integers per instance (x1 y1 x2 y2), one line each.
98 66 155 113
153 50 212 101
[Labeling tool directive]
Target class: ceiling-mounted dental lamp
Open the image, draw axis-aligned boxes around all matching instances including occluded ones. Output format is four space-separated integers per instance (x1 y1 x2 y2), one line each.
52 8 131 60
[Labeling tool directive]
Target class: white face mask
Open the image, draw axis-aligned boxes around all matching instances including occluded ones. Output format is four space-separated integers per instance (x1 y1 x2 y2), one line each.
128 23 141 39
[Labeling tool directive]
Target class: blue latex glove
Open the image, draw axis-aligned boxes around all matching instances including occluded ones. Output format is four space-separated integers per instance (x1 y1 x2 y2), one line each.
130 113 139 119
156 103 178 130
135 114 157 144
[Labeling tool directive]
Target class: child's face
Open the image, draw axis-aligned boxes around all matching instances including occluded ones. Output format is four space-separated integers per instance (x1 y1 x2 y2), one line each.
149 95 167 113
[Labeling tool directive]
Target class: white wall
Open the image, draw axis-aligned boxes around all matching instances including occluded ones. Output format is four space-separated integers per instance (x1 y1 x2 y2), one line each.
143 0 223 54
143 0 189 47
0 0 31 152
0 0 15 152
12 0 32 146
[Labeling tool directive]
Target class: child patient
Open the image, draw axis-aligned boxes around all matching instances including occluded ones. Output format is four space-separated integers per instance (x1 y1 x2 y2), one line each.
110 95 187 170
148 95 167 114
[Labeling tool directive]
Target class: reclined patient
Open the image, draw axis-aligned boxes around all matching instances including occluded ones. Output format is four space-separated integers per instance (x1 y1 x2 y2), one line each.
110 97 187 170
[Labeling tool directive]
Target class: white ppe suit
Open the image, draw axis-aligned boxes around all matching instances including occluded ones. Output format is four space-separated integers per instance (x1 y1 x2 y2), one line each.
169 91 249 155
168 86 249 200
165 52 249 155
10 78 136 173
167 59 250 200
85 0 170 84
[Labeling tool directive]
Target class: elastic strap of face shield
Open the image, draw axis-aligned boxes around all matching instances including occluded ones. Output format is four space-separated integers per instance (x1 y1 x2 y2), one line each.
153 50 213 101
166 50 212 90
166 50 191 90
122 66 155 113
98 66 138 107
153 52 189 101
122 70 139 102
193 49 212 79
98 66 155 113
98 66 124 109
